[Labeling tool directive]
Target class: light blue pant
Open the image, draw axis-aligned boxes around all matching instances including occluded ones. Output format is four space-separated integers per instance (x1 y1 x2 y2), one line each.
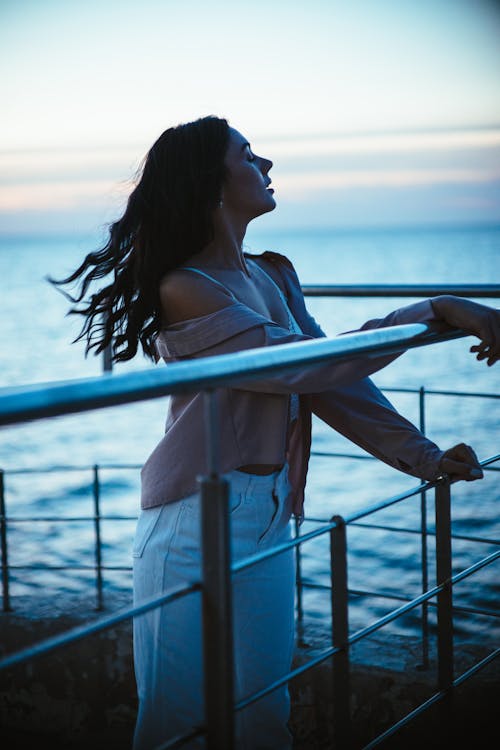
132 464 295 750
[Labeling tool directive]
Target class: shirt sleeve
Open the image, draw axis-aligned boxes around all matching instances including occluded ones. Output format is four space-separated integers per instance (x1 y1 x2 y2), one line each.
265 251 446 480
158 252 452 399
157 302 424 395
311 378 444 481
259 249 450 338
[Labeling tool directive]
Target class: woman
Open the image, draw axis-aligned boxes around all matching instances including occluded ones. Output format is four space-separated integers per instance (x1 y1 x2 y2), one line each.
53 116 499 749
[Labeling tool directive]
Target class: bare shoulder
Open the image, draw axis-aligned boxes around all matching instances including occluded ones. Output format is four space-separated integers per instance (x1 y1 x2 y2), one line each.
159 269 233 325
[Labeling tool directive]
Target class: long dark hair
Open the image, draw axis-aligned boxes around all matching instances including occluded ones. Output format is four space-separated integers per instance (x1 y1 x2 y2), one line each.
51 115 230 362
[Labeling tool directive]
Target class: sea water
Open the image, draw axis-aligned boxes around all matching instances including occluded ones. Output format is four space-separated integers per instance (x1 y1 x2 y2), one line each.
0 224 498 639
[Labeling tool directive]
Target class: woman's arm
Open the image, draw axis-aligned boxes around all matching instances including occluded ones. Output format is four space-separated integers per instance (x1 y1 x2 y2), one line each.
312 379 483 483
263 251 500 370
264 255 490 482
430 295 500 367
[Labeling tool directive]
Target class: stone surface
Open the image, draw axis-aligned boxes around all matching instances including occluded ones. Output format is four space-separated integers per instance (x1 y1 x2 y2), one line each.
0 595 498 748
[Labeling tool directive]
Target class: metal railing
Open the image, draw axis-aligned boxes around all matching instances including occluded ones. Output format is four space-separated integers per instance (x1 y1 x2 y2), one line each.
0 321 499 748
1 384 499 625
301 283 500 298
101 284 500 372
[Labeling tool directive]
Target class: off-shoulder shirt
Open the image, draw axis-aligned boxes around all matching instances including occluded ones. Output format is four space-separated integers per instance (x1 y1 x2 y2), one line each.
140 251 447 517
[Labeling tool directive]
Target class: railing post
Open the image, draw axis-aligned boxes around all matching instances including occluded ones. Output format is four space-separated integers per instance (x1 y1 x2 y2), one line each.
418 386 429 669
330 515 351 748
201 389 234 749
0 470 12 612
92 464 104 611
435 476 454 728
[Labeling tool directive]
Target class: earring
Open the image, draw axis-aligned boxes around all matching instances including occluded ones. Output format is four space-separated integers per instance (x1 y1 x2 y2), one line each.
219 199 223 208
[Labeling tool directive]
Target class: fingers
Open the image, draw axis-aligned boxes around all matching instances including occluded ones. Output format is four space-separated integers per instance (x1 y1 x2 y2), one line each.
440 443 484 482
470 343 500 366
446 442 480 465
441 458 483 481
469 310 500 366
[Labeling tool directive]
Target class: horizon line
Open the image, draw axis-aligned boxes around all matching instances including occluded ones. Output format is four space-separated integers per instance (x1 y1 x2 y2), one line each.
1 220 500 243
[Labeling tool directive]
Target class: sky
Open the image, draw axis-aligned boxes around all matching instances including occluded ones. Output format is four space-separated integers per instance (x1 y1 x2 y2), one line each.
1 0 500 234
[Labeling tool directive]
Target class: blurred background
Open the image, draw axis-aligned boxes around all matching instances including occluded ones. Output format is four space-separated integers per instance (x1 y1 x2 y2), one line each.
1 0 500 236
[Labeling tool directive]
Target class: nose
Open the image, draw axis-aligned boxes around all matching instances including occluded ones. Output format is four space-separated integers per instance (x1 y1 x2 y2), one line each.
259 155 273 174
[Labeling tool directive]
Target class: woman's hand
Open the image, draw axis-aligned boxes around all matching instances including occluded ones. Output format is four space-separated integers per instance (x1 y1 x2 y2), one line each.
431 296 500 366
439 443 484 482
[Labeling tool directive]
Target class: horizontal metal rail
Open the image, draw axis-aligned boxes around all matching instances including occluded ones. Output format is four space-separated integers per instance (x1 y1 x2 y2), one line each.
0 324 466 426
155 727 205 750
1 460 498 748
303 581 500 620
3 455 497 672
235 546 500 715
302 284 500 298
363 647 500 749
381 386 500 399
232 467 469 576
3 464 142 475
0 579 200 672
365 642 500 749
4 456 497 590
2 437 497 599
346 552 500 649
6 564 132 571
2 516 137 522
348 521 500 546
161 729 210 750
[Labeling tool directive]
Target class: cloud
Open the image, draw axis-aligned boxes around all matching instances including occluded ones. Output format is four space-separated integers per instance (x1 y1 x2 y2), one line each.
0 179 126 212
277 166 500 200
258 128 500 158
0 127 499 230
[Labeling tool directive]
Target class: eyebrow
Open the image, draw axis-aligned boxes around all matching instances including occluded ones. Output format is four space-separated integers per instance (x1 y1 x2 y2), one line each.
240 141 251 151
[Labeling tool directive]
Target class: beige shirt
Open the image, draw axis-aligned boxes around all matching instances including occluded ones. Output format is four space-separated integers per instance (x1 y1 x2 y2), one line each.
140 251 447 516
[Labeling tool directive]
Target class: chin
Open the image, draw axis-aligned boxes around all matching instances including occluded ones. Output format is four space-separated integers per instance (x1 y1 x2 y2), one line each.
247 195 277 222
249 201 276 221
262 195 277 214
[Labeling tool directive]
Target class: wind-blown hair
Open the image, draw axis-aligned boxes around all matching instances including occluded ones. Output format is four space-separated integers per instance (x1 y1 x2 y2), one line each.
50 115 230 362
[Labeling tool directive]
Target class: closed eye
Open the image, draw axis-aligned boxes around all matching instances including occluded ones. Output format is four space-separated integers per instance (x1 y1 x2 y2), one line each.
242 143 255 162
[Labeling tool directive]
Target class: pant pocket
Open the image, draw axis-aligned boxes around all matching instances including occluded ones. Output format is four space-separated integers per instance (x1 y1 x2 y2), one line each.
229 490 244 514
132 504 164 558
257 489 279 545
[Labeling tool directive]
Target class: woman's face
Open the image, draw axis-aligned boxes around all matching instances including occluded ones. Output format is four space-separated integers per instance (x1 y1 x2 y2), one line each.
221 128 275 221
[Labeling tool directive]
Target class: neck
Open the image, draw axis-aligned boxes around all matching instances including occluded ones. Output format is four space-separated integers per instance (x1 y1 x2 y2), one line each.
193 210 251 275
